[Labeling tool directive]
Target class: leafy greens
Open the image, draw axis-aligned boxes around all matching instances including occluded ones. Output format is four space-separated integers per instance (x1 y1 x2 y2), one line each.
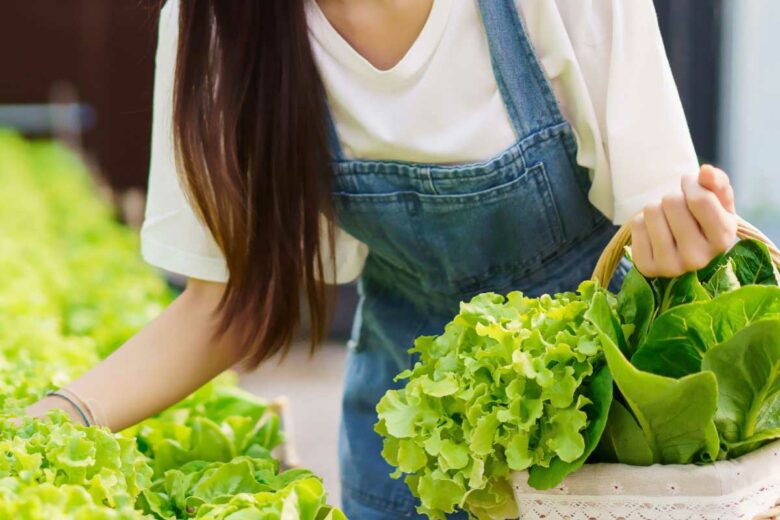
376 283 615 519
379 234 780 519
0 132 342 519
603 238 780 465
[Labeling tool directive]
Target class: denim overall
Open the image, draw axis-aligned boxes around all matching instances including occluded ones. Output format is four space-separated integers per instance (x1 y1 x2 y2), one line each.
328 1 624 517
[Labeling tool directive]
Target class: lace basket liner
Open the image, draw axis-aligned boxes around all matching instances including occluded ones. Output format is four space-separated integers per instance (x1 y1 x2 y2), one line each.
511 440 780 519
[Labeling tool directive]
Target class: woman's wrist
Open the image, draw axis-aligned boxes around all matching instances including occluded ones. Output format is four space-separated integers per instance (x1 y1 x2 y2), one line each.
25 395 85 424
24 388 106 428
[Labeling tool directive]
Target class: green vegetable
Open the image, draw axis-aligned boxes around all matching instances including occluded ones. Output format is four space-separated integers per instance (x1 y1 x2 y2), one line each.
701 319 780 457
704 258 741 297
124 377 283 478
615 267 655 356
379 230 780 518
527 366 612 489
194 477 347 520
376 282 614 519
631 286 780 378
593 401 652 466
651 272 711 316
603 238 780 466
588 292 720 464
0 132 342 519
0 412 153 519
704 239 780 287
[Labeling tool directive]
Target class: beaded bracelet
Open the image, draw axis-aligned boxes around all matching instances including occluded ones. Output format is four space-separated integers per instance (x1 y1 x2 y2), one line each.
46 391 91 427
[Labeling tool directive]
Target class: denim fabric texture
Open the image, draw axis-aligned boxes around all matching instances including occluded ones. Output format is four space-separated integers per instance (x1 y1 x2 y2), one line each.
330 0 624 517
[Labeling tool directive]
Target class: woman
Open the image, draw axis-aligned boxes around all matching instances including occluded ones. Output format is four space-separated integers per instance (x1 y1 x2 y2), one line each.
27 0 739 518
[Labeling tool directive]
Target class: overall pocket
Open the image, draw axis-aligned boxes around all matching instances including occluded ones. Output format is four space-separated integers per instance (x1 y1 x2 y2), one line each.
411 162 565 291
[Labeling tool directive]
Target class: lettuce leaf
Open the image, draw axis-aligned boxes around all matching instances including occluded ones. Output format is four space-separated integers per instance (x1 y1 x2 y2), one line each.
609 239 780 466
593 400 653 466
587 292 720 464
632 286 780 377
527 365 612 489
701 318 780 456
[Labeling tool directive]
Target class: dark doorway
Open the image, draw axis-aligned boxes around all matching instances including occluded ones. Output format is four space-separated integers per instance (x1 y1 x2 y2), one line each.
0 1 159 192
654 0 723 164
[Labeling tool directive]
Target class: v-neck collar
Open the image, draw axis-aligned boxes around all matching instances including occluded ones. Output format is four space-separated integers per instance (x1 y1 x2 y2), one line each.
307 0 452 83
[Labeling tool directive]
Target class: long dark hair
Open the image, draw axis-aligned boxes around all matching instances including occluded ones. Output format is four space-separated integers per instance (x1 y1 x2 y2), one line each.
173 0 334 366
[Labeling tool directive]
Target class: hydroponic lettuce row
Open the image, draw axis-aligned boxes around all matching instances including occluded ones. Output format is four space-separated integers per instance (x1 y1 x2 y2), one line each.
378 233 780 519
0 132 345 520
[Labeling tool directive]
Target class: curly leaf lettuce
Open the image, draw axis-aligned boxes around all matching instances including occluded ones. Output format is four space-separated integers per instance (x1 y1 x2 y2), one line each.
376 282 613 519
124 377 283 478
0 412 154 518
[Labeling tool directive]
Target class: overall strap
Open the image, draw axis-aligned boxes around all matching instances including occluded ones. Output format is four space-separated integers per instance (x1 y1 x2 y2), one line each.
476 0 567 138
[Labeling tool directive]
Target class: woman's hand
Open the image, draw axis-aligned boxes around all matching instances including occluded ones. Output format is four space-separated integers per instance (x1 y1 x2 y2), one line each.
631 165 738 278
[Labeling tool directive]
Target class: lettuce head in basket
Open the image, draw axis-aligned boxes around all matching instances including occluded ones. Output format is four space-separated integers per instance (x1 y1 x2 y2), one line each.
375 281 616 519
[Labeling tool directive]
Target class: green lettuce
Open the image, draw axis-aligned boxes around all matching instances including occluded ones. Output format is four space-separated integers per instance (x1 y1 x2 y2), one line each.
701 318 780 457
193 477 347 520
376 282 614 519
0 132 342 519
588 292 720 464
0 412 154 518
601 238 780 465
631 286 780 378
380 235 780 519
592 401 652 466
124 376 283 478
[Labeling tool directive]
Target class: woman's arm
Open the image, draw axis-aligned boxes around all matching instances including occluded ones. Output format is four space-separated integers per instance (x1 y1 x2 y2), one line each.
25 279 245 431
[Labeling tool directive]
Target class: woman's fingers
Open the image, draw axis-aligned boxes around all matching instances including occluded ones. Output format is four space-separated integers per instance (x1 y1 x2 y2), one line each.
631 164 738 279
698 164 736 214
643 201 683 277
682 174 737 254
631 213 656 277
661 192 714 272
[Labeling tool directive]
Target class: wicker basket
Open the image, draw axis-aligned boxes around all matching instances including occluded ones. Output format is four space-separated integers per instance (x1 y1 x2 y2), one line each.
512 217 780 520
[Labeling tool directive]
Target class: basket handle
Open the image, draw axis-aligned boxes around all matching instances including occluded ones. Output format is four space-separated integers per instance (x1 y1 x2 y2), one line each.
591 216 780 287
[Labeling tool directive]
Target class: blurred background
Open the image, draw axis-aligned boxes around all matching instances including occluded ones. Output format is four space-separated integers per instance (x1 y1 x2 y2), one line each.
2 0 778 505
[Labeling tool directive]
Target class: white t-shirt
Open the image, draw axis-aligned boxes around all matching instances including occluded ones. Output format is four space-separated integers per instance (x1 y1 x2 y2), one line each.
141 0 699 284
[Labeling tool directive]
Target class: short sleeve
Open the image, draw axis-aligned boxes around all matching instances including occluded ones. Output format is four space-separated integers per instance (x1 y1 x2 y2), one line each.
559 0 699 224
520 0 700 225
141 0 229 282
596 0 699 224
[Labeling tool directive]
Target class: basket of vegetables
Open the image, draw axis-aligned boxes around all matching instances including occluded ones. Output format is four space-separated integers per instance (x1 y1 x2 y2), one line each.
375 217 780 520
